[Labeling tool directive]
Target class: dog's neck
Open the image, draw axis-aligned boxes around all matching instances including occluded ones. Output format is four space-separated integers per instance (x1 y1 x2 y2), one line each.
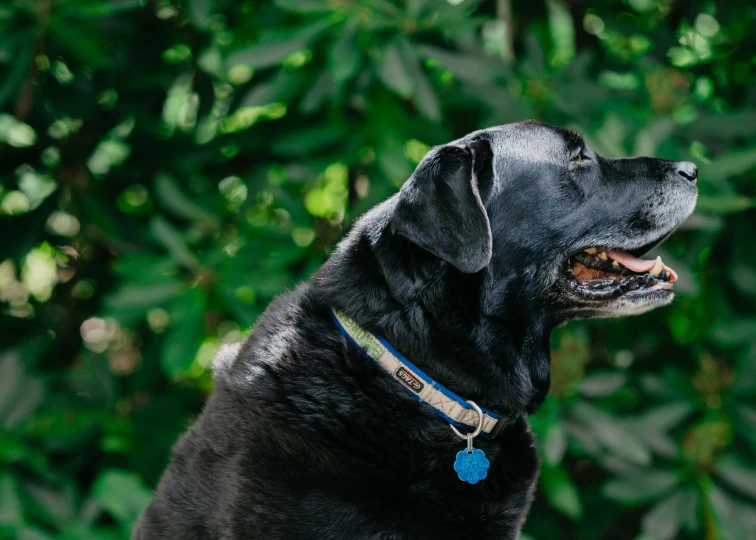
312 203 552 416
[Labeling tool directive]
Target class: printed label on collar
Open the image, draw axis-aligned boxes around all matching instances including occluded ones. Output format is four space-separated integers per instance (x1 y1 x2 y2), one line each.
395 367 424 393
340 315 384 359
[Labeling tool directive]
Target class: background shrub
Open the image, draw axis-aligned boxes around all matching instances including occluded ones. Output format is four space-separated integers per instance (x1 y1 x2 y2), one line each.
1 1 755 538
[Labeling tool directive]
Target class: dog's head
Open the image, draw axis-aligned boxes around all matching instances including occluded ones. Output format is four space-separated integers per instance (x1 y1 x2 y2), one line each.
391 121 698 322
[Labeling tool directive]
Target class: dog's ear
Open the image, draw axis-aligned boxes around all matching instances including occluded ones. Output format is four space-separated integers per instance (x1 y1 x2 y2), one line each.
390 137 494 273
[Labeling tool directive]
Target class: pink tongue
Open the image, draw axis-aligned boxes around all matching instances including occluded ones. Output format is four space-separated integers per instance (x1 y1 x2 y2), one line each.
606 250 678 283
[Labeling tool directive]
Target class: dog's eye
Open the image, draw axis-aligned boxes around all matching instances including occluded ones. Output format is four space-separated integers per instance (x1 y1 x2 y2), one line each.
571 149 589 163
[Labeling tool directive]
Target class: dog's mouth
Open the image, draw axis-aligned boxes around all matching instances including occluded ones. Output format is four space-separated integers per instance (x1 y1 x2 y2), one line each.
561 245 677 300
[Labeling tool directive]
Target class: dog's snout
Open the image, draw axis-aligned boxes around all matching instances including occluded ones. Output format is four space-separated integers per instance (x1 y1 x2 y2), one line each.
674 161 698 183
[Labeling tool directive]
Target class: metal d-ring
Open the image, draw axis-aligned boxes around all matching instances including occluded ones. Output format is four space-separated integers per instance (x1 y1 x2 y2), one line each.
450 400 484 442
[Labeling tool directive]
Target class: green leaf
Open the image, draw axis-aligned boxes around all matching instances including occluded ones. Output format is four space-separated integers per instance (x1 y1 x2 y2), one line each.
700 146 756 183
627 401 693 458
0 192 59 264
397 38 441 123
150 216 199 269
154 173 218 226
696 195 754 214
634 118 675 156
187 0 214 29
161 289 207 379
57 524 123 540
571 402 651 465
0 352 23 422
228 40 304 70
408 63 441 122
238 68 308 109
0 352 45 430
298 70 335 113
579 372 626 397
91 470 151 533
640 489 698 540
68 352 116 407
604 470 679 503
15 526 54 540
638 402 693 431
711 318 756 346
416 44 504 84
270 124 347 156
377 140 413 186
273 0 329 13
717 455 756 501
227 19 331 68
48 20 106 67
218 285 262 327
328 22 361 84
104 282 182 313
687 111 756 139
540 464 583 519
706 484 754 540
376 43 414 98
544 423 567 465
630 401 693 458
23 480 76 529
0 474 23 525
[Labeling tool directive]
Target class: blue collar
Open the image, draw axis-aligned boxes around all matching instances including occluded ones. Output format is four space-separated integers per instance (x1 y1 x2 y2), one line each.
330 309 518 438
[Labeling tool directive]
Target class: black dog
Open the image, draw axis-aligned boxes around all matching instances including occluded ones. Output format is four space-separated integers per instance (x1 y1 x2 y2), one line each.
134 121 697 539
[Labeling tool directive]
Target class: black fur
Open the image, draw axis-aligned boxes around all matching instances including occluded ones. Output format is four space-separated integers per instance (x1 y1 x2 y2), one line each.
134 122 697 539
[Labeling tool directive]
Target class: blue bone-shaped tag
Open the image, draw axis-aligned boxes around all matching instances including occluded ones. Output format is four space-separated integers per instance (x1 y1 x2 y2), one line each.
454 448 490 484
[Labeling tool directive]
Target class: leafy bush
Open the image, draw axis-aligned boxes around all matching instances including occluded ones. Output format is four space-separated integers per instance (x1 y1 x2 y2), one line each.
1 1 755 539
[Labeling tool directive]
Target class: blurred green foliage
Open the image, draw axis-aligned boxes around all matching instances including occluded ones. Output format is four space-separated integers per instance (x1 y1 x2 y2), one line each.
1 0 755 538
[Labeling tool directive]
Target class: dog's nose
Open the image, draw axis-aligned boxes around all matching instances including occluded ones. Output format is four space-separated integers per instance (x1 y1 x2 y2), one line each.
675 161 698 183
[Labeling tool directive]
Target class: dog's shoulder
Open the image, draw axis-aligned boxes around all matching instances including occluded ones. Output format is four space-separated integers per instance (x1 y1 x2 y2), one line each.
211 285 314 379
211 342 241 377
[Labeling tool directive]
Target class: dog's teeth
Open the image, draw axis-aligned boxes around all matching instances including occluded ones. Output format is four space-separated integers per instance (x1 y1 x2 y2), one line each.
584 247 597 254
649 256 663 276
598 252 608 260
611 260 619 267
